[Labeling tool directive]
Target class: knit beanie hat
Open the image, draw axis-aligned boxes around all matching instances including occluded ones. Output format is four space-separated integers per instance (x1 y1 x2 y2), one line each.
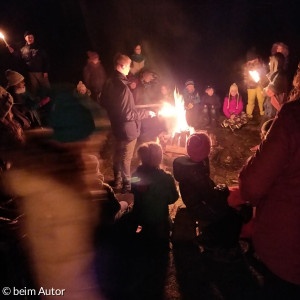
24 30 34 38
5 69 24 88
246 48 258 62
228 83 239 109
185 80 195 87
186 133 211 162
0 86 14 118
50 89 95 143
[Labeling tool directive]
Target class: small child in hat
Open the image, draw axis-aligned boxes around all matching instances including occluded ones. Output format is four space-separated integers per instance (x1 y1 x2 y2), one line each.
173 133 251 254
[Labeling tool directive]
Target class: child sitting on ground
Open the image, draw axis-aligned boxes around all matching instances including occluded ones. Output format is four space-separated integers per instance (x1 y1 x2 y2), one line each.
222 83 249 131
131 142 179 245
173 133 251 256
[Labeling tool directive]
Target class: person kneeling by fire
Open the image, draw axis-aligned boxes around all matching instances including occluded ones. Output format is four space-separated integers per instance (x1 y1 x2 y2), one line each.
173 133 252 261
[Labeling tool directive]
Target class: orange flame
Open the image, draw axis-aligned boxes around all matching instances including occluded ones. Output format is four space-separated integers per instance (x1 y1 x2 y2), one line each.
158 88 193 137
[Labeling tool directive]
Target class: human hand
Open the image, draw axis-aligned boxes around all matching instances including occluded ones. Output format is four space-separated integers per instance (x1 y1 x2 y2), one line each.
7 46 14 53
187 103 193 110
149 111 156 118
40 97 50 107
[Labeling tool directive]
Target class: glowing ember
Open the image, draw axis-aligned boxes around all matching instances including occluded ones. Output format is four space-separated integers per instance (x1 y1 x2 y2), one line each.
249 70 260 83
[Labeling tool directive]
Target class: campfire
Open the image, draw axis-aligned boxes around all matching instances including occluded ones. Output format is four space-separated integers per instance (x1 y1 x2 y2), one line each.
158 89 194 155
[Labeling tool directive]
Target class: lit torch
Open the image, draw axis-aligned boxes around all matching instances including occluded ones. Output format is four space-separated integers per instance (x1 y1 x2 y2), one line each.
0 32 9 47
249 70 260 83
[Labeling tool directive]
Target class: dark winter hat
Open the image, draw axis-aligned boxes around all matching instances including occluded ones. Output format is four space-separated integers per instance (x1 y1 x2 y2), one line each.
205 85 214 92
24 30 34 38
186 133 211 162
246 48 258 62
185 80 195 87
50 89 95 143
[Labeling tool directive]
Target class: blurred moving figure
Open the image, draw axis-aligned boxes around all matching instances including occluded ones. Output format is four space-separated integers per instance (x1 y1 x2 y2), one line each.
83 51 107 102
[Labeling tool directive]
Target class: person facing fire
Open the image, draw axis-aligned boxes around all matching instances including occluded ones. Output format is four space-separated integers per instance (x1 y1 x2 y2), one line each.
243 49 266 118
173 133 247 252
200 85 221 127
221 83 248 131
83 51 107 102
130 44 146 76
183 80 201 129
131 142 179 244
100 54 155 193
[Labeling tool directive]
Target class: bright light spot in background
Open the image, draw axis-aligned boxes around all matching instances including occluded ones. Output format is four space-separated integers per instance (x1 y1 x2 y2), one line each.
249 70 260 83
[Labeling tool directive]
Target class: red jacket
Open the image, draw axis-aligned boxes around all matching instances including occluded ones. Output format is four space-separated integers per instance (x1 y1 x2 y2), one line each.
239 99 300 284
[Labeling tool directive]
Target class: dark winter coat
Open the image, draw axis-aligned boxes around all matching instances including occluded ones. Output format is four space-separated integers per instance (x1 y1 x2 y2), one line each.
100 70 149 141
173 156 229 222
131 165 179 240
239 99 300 285
83 62 107 100
18 43 49 73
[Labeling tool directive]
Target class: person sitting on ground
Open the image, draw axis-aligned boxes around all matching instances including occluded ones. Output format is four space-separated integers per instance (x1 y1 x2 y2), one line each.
0 87 25 163
131 142 179 244
200 85 221 127
222 83 248 131
83 51 107 102
5 69 50 128
173 133 250 252
182 79 201 129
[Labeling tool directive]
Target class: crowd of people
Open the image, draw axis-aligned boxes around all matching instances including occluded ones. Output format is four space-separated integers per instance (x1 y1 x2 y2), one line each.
1 31 300 300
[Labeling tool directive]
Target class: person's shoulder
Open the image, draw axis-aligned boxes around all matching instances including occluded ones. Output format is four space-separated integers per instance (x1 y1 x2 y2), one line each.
281 99 300 114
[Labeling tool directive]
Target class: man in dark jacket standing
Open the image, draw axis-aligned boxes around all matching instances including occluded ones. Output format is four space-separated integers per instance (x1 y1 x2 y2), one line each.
8 31 50 96
101 54 154 193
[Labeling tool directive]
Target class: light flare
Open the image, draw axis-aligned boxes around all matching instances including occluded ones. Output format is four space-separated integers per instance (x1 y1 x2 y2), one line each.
249 70 260 83
0 32 9 47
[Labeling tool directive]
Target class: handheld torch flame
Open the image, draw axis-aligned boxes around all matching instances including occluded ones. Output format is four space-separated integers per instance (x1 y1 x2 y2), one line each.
0 32 9 47
249 70 260 83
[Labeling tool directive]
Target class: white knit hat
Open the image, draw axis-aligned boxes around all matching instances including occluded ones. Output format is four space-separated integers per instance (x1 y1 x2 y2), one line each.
5 69 24 88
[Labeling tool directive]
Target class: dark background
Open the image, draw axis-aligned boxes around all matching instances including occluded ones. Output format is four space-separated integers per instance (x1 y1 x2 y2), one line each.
0 0 299 97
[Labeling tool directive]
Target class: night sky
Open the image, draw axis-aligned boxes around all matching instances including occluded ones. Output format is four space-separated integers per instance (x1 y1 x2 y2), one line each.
0 0 299 97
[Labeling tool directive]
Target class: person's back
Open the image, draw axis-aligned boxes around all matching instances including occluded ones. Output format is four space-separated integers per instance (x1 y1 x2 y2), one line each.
239 99 300 288
132 142 178 241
